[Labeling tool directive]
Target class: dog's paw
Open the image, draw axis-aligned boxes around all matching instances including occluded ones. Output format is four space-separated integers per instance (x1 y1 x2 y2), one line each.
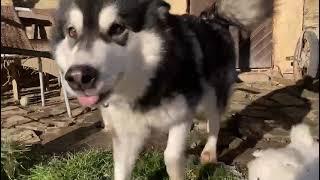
200 150 217 164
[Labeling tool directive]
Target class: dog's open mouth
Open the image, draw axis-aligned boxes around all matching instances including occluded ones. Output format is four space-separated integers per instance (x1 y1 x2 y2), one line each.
77 90 112 107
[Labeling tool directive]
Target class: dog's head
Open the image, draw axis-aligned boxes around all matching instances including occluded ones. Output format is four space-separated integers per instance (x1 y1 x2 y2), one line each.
52 0 170 106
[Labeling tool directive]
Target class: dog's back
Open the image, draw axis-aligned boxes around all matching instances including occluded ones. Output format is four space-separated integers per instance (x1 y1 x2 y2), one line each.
154 14 237 112
182 15 236 110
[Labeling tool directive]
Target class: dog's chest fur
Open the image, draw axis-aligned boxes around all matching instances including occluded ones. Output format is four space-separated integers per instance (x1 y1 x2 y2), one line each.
100 94 191 132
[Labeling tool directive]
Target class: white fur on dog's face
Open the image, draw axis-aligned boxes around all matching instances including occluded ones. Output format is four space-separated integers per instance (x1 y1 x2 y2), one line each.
54 4 163 103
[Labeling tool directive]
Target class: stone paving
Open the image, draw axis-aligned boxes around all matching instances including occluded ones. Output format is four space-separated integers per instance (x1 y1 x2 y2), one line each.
1 73 319 169
1 97 102 147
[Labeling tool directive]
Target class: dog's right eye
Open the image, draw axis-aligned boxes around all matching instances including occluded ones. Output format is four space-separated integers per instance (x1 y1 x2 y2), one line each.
68 27 78 39
108 23 125 36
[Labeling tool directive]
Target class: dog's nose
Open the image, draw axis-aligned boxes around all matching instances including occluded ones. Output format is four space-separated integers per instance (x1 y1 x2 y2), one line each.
65 65 98 90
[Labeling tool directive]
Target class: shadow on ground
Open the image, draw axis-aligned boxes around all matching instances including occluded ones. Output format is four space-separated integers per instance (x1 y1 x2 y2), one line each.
21 76 317 178
217 77 317 165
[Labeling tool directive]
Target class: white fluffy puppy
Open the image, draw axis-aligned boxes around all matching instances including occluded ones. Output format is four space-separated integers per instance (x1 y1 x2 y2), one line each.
247 124 319 180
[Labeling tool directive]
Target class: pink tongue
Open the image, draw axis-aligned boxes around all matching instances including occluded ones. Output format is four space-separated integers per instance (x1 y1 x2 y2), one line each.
77 96 99 106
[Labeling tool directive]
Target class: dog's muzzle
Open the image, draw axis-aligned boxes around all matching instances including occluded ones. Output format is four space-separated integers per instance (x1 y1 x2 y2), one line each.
65 65 98 91
65 65 104 106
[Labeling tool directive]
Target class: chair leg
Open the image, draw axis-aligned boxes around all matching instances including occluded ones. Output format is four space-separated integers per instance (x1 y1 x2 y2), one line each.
59 71 72 118
38 58 45 107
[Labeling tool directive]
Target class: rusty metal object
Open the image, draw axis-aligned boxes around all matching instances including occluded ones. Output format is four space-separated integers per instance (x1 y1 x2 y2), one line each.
293 31 319 81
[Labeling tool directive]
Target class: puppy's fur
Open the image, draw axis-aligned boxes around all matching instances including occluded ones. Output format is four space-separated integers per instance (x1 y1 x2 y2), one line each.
52 0 274 179
248 124 319 180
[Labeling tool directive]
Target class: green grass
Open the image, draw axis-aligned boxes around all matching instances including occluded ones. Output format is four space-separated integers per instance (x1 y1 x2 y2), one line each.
1 140 30 180
1 140 242 180
25 150 113 180
23 150 241 180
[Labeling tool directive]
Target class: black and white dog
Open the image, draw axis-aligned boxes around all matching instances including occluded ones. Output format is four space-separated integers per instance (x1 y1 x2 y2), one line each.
52 0 273 179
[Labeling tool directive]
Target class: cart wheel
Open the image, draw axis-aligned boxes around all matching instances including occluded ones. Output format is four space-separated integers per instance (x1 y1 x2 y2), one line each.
293 31 319 81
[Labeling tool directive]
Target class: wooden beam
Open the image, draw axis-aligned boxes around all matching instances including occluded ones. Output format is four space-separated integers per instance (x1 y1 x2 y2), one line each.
20 17 52 26
1 47 52 58
17 11 52 23
17 10 53 27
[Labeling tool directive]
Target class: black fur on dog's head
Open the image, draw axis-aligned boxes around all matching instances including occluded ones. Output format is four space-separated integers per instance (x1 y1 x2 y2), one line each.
51 0 175 106
116 0 170 31
52 0 171 47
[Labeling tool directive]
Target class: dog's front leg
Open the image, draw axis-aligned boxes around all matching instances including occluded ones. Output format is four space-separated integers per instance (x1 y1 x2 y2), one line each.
165 121 191 180
201 107 221 164
112 129 149 180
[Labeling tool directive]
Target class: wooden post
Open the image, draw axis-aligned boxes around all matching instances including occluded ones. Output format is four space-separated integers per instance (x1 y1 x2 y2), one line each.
8 59 21 102
57 73 61 86
12 79 19 101
229 26 240 68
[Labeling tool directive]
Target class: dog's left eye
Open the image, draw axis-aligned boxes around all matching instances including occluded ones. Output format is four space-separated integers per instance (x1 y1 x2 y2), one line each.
108 23 126 36
68 27 78 39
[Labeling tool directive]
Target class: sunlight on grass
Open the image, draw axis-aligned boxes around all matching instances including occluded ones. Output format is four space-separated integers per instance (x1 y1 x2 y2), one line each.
26 150 113 180
22 150 242 180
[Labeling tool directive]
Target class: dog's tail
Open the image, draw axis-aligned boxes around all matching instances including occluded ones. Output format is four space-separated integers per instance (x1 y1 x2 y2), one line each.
202 0 275 31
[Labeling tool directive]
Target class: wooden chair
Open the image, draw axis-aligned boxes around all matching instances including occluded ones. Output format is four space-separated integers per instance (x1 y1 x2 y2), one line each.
1 4 72 117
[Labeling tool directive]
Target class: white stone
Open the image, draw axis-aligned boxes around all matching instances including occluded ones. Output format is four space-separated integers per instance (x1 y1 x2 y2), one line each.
20 96 29 107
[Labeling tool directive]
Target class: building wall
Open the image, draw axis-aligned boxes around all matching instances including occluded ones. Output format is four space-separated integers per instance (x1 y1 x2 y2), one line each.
165 0 187 14
304 0 319 37
33 0 58 9
272 0 304 76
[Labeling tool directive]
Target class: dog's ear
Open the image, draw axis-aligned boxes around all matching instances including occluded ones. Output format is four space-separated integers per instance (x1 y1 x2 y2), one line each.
144 0 171 28
117 0 171 32
155 0 171 21
116 0 147 32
